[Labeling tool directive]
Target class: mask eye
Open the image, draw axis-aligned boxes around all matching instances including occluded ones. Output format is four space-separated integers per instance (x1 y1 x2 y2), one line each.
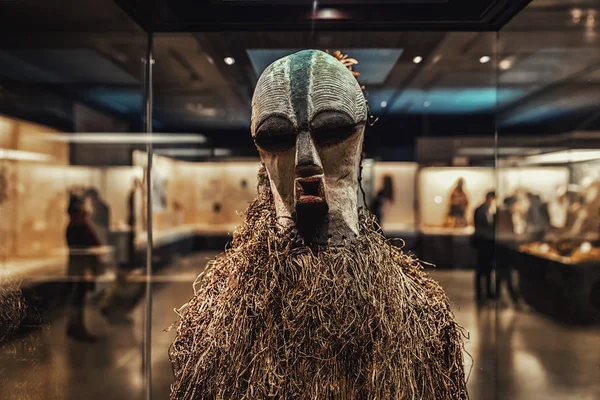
254 116 296 152
311 111 360 147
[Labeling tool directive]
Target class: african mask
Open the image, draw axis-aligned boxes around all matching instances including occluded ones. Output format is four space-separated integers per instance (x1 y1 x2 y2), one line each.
251 49 367 244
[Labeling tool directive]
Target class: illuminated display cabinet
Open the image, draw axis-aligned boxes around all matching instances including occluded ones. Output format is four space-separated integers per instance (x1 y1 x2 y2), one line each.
497 132 600 323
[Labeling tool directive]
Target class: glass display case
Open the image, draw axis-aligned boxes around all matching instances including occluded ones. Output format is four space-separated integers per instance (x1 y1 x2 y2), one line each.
1 0 599 399
496 132 600 324
371 161 417 234
419 166 496 235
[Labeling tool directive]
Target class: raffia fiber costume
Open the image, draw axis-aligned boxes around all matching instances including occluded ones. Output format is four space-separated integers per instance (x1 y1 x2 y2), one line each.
170 50 467 400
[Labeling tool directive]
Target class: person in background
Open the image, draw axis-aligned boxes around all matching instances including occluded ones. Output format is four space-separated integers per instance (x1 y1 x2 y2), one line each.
495 196 521 307
548 185 569 230
473 190 496 305
126 179 141 268
66 192 102 342
369 175 394 226
100 178 143 324
526 192 550 240
85 188 110 244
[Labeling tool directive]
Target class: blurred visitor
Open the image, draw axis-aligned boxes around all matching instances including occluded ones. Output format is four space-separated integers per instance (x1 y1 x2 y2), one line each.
569 182 600 235
525 192 550 240
100 178 144 324
473 190 496 304
446 177 469 228
498 196 527 236
548 185 568 229
127 179 141 268
85 187 111 244
66 191 102 342
369 175 394 226
495 196 522 308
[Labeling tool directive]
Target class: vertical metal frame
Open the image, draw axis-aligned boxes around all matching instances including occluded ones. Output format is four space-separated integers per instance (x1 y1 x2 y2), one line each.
492 29 500 400
143 31 154 400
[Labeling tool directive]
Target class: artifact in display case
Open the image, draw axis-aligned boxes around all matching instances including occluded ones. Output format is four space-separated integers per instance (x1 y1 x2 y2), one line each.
419 167 495 234
170 50 466 399
133 150 260 238
519 181 600 263
497 150 600 262
446 177 469 228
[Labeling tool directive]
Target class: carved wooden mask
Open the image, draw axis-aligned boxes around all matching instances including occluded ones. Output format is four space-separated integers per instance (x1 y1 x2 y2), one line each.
251 50 367 244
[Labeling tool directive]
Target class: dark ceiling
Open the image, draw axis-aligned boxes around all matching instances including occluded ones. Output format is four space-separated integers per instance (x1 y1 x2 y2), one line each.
0 0 599 160
115 0 531 32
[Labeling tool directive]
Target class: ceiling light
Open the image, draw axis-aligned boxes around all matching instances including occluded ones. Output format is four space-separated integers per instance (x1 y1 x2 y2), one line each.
186 103 220 117
47 133 207 144
380 101 387 108
155 148 212 157
224 57 235 65
499 57 513 70
207 56 214 65
423 101 430 108
412 56 422 64
525 149 600 164
315 8 342 19
434 196 443 204
0 148 53 162
479 56 491 64
214 148 232 157
155 148 232 158
580 241 592 254
586 12 595 27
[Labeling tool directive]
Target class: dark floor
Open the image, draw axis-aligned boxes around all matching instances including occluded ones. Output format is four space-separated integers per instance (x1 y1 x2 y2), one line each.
1 252 599 400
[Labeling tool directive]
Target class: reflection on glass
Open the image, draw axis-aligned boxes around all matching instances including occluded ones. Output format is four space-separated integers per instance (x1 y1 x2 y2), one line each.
496 2 600 398
0 4 149 396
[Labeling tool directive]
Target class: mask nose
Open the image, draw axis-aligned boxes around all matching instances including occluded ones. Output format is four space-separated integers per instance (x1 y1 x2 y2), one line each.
295 131 324 177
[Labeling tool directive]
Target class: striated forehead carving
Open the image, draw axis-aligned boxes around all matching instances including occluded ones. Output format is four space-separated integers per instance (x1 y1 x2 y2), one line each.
251 49 367 136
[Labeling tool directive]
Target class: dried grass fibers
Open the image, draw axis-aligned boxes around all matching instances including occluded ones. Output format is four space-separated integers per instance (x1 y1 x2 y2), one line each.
170 171 467 400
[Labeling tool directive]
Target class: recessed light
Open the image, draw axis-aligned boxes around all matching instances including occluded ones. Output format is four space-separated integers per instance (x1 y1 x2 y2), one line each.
224 57 235 65
434 196 443 204
499 57 513 70
479 56 491 64
571 8 583 23
412 56 423 64
315 8 342 19
586 12 595 27
380 101 387 108
580 241 592 254
423 101 430 108
572 9 582 23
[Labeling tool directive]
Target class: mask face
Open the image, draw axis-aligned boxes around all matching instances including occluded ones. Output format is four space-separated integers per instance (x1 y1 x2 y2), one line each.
251 50 367 244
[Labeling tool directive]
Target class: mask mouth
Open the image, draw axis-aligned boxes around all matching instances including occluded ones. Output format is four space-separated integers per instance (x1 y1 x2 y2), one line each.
294 175 328 236
295 175 327 207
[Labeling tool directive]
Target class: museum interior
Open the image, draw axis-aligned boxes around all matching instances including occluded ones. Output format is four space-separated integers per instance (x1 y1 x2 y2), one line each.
0 0 599 399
